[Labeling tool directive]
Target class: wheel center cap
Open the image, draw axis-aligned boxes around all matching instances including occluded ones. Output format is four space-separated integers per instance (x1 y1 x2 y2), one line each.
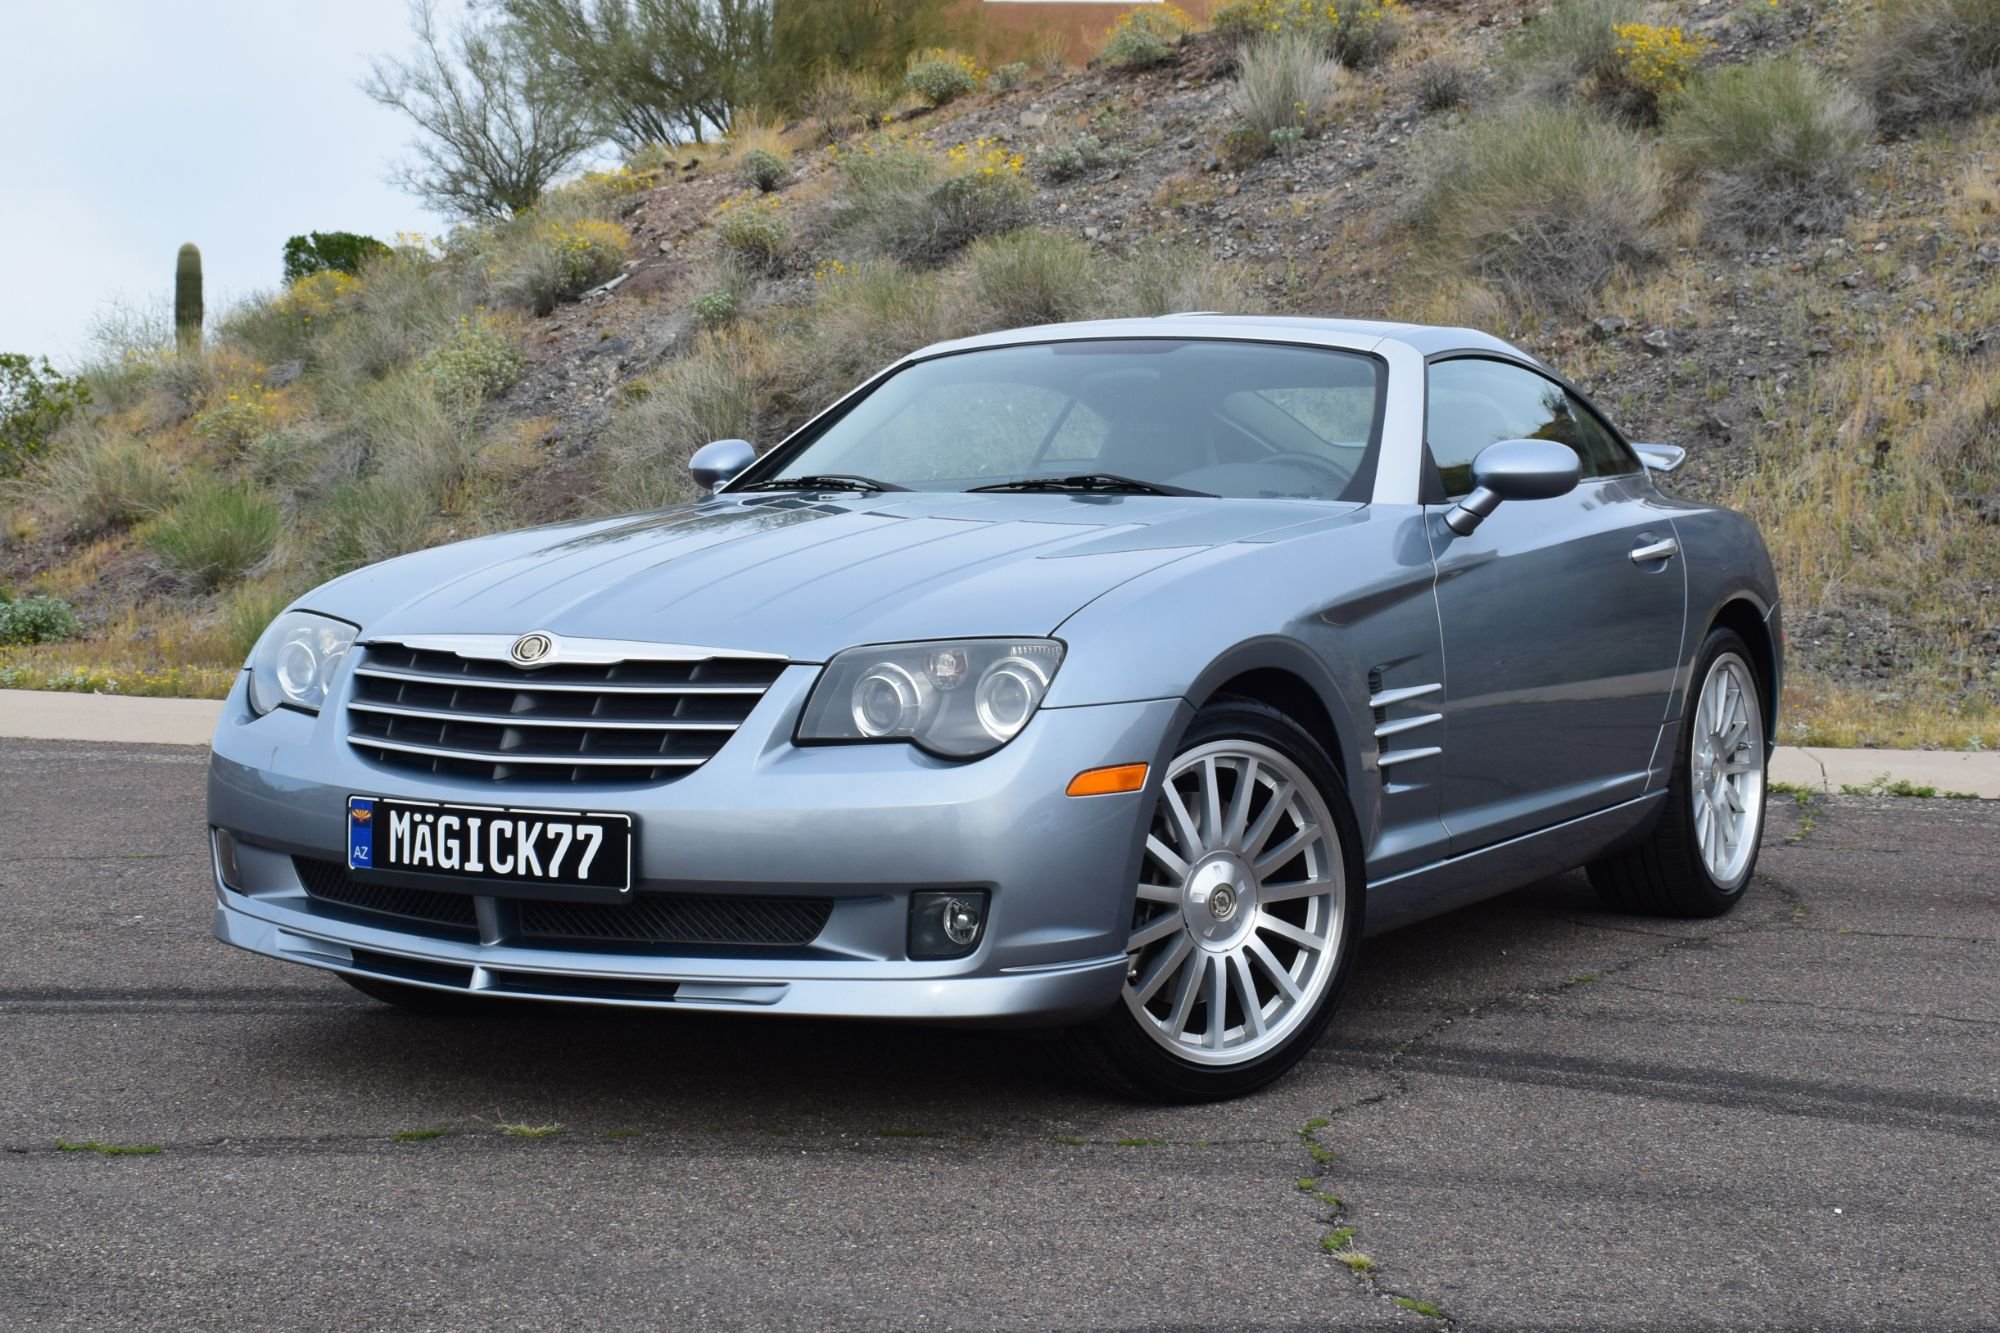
1184 854 1257 950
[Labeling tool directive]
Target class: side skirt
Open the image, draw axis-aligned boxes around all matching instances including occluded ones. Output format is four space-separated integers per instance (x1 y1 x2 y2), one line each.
1361 790 1667 937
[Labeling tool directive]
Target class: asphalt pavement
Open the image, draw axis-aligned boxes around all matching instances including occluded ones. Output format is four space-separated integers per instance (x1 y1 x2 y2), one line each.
1 740 1994 1331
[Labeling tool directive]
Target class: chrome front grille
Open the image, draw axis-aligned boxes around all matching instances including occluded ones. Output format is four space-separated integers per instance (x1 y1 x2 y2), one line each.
346 639 786 783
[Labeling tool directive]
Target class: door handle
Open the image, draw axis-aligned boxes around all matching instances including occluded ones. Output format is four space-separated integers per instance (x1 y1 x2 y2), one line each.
1630 536 1680 564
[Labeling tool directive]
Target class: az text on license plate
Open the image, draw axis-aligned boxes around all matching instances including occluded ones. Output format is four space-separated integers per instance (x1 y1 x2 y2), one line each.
347 796 632 894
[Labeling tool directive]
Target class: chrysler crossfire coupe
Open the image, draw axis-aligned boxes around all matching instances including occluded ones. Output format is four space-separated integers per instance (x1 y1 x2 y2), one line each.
209 316 1781 1099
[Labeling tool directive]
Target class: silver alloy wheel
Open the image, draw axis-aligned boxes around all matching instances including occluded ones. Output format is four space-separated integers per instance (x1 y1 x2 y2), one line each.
1123 739 1345 1066
1690 652 1765 890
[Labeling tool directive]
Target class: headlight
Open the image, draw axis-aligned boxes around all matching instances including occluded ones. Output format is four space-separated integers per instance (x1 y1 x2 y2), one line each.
247 611 359 716
798 639 1065 757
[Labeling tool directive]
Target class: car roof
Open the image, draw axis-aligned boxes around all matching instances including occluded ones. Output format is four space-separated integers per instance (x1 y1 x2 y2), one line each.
908 314 1539 367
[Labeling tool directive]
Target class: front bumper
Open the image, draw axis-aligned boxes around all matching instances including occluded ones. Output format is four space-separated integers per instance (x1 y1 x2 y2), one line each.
209 666 1187 1024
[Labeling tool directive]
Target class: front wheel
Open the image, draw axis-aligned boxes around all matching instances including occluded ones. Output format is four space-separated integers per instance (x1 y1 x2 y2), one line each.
1061 699 1364 1101
1588 627 1768 917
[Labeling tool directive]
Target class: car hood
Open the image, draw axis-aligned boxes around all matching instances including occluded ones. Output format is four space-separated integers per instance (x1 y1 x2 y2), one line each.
310 492 1355 663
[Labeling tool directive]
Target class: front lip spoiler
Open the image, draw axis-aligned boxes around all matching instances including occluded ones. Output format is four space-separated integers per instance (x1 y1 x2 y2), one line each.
214 894 1128 1027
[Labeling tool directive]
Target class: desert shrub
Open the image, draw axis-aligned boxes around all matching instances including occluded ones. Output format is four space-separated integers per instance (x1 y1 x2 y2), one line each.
191 384 276 453
0 592 80 646
1037 133 1114 182
420 312 523 408
1108 245 1252 316
282 231 391 284
1854 0 2000 128
1231 31 1342 149
1503 0 1638 104
321 474 438 572
1 354 92 477
1604 22 1708 121
148 479 281 590
1212 0 1400 67
803 67 900 141
692 289 739 327
991 61 1031 89
349 372 480 496
1506 2 1707 121
836 139 1031 265
715 196 792 273
1666 60 1873 240
315 248 461 381
599 333 772 510
1098 5 1197 69
463 207 629 316
1414 57 1474 110
1413 104 1665 312
905 48 983 106
738 147 791 193
964 230 1107 326
787 262 969 408
32 429 175 536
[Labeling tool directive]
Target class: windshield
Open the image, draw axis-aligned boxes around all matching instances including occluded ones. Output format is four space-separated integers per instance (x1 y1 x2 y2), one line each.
744 339 1386 502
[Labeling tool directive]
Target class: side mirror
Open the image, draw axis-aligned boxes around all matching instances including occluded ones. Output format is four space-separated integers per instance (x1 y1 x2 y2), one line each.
1632 442 1686 473
689 438 757 492
1443 439 1581 536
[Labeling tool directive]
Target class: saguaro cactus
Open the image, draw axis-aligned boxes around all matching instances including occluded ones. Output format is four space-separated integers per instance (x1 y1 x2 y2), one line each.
174 243 204 354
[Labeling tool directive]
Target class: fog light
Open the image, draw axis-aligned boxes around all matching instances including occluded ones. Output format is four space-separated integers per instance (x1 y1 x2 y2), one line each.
212 827 244 891
909 890 989 960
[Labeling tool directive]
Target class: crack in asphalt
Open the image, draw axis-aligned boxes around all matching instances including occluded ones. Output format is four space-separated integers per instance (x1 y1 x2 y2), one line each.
1606 980 2000 1028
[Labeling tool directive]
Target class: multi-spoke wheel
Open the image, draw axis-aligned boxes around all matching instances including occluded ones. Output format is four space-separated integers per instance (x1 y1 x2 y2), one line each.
1063 699 1361 1101
1589 627 1768 917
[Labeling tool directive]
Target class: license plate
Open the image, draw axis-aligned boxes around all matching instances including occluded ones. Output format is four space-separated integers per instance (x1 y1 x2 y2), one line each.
347 796 633 895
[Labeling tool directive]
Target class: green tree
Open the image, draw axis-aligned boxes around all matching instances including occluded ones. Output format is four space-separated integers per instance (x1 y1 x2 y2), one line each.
498 0 772 147
364 0 601 218
282 232 393 284
0 354 92 476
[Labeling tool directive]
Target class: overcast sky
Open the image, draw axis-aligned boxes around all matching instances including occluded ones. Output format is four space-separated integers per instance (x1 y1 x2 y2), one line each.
0 0 447 368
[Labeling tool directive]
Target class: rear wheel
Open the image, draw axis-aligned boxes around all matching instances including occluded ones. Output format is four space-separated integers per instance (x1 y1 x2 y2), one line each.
1588 627 1767 917
1062 699 1363 1101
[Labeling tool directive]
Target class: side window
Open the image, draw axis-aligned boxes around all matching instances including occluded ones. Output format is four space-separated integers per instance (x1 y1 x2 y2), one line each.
1426 358 1630 496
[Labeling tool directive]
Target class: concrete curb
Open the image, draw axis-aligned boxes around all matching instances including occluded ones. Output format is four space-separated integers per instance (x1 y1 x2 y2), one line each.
3 688 1995 797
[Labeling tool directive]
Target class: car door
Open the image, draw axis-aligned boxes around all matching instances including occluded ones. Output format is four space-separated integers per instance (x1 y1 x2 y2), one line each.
1423 355 1687 853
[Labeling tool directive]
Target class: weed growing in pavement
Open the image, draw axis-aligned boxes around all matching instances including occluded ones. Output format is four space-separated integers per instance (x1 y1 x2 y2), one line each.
1053 1135 1087 1146
1320 1226 1359 1252
1115 1137 1168 1147
393 1127 448 1141
496 1122 565 1139
55 1138 160 1155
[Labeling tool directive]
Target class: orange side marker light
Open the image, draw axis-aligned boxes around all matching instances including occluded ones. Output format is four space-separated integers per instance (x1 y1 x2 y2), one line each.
1066 763 1149 797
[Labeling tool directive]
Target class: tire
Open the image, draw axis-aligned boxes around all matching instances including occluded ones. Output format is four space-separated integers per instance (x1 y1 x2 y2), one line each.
1060 698 1365 1102
1588 627 1768 918
337 971 494 1014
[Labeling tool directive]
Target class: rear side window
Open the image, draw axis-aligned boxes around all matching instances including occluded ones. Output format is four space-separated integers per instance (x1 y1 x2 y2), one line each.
1426 358 1639 496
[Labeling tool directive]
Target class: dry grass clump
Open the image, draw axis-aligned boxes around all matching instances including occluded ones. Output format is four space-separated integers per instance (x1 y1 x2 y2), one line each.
1231 31 1343 149
147 478 281 591
1502 0 1639 106
597 333 779 511
802 67 900 143
29 428 176 537
1666 60 1873 242
833 140 1032 266
1412 104 1666 312
1853 0 2000 128
963 230 1106 326
1107 245 1253 317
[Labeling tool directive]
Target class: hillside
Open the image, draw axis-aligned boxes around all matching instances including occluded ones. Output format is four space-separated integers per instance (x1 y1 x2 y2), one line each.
1 0 1996 748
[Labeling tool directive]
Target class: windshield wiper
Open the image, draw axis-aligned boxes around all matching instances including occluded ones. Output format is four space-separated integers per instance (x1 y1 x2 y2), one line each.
735 474 909 493
964 473 1213 498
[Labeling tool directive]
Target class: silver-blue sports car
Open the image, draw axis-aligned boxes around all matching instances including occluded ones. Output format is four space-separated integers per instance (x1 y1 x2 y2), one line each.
209 316 1781 1099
